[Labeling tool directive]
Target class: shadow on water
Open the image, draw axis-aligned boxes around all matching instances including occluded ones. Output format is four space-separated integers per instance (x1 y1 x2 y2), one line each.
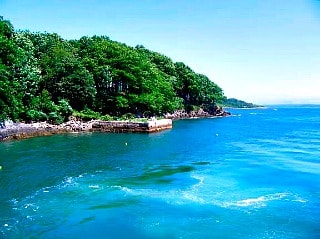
109 164 196 187
87 198 140 211
79 216 96 224
140 165 194 179
191 161 212 165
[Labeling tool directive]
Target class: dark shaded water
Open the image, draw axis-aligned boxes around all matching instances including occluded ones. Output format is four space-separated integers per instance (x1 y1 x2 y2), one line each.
1 106 319 238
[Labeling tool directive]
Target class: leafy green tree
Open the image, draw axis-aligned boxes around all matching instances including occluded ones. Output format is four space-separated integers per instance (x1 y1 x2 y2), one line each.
222 98 260 108
34 35 96 110
77 36 182 116
0 16 25 121
57 99 73 121
1 17 227 123
13 31 42 115
173 62 197 111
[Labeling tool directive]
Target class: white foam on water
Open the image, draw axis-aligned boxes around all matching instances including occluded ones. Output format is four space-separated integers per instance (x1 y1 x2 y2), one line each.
181 173 206 204
292 197 308 203
117 186 168 199
107 173 309 212
181 192 205 204
10 198 19 205
3 172 99 237
111 185 133 193
88 184 104 190
6 172 89 218
108 173 207 205
64 176 75 185
190 174 204 187
6 169 309 238
218 192 308 209
89 185 99 188
235 196 268 207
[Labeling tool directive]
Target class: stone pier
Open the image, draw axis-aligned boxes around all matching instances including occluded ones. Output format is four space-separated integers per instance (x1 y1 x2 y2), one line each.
91 119 172 133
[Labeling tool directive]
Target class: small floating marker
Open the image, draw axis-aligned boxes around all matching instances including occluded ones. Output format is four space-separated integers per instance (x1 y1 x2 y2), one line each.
4 224 8 227
215 133 219 137
125 142 128 146
0 165 2 170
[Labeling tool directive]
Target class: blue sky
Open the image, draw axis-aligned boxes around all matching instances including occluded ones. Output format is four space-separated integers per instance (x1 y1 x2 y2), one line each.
1 0 320 104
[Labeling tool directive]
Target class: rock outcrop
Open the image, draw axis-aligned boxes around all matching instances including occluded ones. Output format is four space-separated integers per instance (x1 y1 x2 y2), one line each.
0 122 69 141
164 106 230 119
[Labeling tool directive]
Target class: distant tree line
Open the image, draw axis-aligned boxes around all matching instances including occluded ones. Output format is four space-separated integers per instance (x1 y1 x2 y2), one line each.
0 17 225 123
222 98 261 108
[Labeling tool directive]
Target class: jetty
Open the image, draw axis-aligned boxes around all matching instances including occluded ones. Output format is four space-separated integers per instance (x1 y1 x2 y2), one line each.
91 119 172 133
0 119 173 141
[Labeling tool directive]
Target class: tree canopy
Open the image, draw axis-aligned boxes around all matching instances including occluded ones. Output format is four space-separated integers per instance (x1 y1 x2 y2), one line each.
222 98 262 108
0 17 226 123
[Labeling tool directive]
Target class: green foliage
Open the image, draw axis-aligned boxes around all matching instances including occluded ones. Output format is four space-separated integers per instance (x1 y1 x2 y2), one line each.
48 112 63 125
222 98 262 108
73 108 101 121
0 16 24 121
120 113 136 120
25 89 57 119
99 114 114 121
1 17 227 123
26 109 47 122
57 99 73 121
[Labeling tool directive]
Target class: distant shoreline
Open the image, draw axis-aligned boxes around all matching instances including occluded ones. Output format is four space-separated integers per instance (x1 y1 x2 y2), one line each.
223 106 267 110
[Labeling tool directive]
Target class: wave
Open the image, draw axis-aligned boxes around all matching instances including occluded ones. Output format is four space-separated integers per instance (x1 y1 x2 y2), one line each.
112 186 307 211
5 170 309 232
107 174 308 210
2 170 311 239
220 192 292 208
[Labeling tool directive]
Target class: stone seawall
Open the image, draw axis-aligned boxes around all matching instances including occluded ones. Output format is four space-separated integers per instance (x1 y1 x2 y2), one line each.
0 119 173 141
147 119 173 132
91 119 172 133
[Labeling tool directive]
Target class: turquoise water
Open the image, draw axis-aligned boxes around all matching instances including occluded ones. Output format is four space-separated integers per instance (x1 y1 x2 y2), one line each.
1 106 319 238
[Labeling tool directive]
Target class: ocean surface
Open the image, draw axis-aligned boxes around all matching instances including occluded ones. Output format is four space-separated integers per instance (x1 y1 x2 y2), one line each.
0 106 319 239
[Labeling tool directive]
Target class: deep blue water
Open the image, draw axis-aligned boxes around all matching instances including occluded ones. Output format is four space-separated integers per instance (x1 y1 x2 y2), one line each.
0 106 319 238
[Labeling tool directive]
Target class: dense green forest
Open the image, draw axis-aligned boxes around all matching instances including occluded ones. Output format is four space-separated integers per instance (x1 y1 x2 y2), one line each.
0 17 225 123
222 98 261 108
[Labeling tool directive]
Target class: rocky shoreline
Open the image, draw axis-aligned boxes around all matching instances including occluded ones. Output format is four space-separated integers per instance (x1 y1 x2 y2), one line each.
0 121 83 141
0 119 173 141
165 106 230 119
0 107 230 142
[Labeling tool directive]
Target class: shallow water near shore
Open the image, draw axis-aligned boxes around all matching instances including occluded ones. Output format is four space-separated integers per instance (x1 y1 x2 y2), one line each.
1 106 320 238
